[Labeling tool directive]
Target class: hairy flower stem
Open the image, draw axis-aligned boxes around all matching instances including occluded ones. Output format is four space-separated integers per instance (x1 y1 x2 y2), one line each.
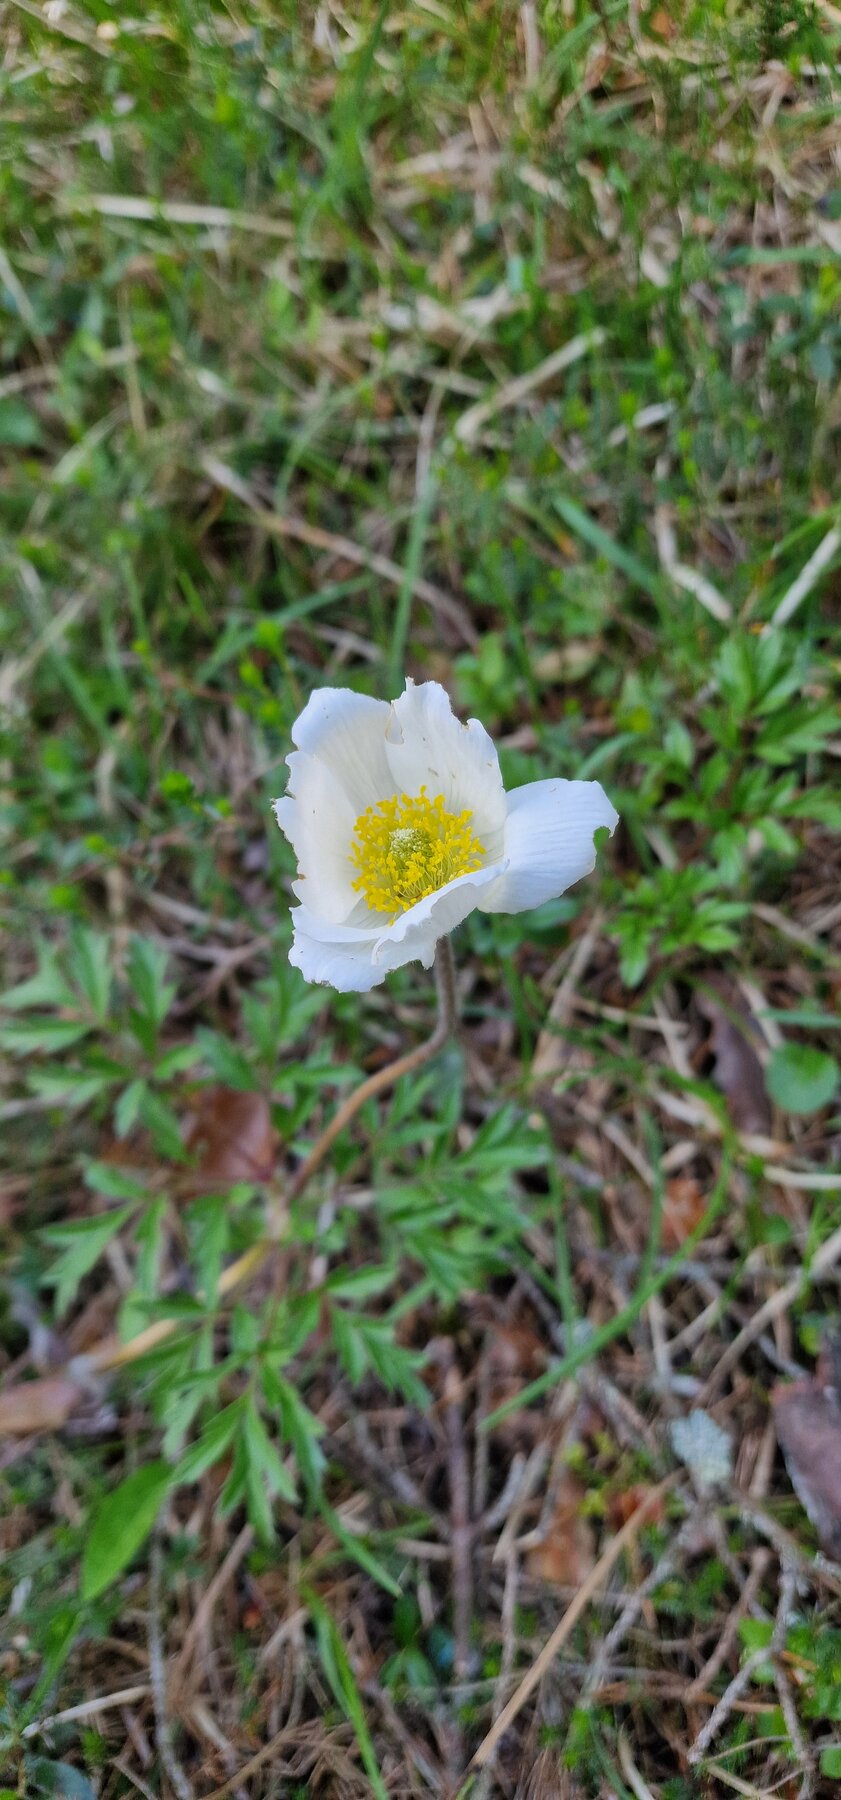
87 938 458 1375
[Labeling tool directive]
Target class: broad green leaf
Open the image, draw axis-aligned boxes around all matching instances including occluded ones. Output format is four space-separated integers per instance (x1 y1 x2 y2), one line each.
766 1044 840 1116
81 1461 171 1598
25 1760 95 1800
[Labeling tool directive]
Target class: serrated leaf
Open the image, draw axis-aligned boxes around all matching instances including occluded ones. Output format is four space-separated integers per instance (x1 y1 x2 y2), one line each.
175 1399 244 1483
267 1371 326 1490
2 950 75 1012
197 1029 257 1090
115 1077 147 1137
81 1461 171 1599
84 1161 148 1200
27 1069 114 1107
0 1018 91 1055
766 1044 840 1116
69 925 111 1022
138 1086 186 1159
126 936 176 1044
42 1205 135 1315
243 1397 297 1504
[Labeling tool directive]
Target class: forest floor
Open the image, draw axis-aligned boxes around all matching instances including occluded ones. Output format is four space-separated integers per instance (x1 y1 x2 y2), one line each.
2 2 841 1796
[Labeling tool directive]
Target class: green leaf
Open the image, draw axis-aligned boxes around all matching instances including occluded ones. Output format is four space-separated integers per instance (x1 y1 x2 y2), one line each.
267 1370 326 1491
0 1017 91 1054
42 1205 135 1314
27 1069 115 1107
821 1747 841 1778
766 1044 840 1116
84 1161 148 1200
552 495 662 597
175 1399 244 1483
1 949 76 1011
126 936 176 1048
115 1078 147 1137
308 1594 390 1800
318 1496 401 1598
243 1395 297 1514
0 398 42 445
25 1760 95 1800
138 1086 186 1159
81 1461 171 1599
197 1028 257 1090
69 925 112 1022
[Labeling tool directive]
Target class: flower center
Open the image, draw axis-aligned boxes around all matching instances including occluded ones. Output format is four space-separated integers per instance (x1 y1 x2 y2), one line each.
350 787 486 920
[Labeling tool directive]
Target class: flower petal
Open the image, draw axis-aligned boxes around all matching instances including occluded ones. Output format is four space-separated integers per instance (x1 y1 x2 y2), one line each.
289 914 388 993
478 779 618 914
384 680 507 855
374 860 506 964
288 858 507 990
273 754 358 924
291 686 394 814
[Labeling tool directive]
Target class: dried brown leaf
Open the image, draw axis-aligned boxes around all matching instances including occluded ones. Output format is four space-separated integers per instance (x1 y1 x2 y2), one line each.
0 1375 83 1436
184 1086 278 1187
662 1176 707 1250
525 1474 596 1587
697 985 771 1135
773 1358 841 1558
607 1483 667 1531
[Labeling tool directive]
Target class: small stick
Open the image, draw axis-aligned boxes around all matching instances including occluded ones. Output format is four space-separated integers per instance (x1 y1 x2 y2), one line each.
148 1532 194 1800
470 1480 673 1770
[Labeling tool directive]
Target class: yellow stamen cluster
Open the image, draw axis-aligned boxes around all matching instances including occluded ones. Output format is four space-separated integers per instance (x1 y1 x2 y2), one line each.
350 787 485 921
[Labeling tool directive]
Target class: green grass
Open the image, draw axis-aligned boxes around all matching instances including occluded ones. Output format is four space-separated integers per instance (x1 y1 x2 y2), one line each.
2 1 841 1795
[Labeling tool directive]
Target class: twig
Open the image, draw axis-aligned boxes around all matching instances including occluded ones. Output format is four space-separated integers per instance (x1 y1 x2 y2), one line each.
148 1532 195 1800
697 1221 841 1404
584 1504 703 1699
444 1360 473 1682
470 1480 674 1770
689 1556 799 1766
22 1685 152 1740
174 1523 255 1680
452 329 606 445
653 505 732 622
201 454 475 643
767 522 841 629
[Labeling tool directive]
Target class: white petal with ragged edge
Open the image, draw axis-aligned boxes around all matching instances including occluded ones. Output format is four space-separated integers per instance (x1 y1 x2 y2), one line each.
478 778 618 914
291 686 394 814
289 920 390 992
273 751 358 924
288 858 507 991
373 859 506 965
384 680 507 856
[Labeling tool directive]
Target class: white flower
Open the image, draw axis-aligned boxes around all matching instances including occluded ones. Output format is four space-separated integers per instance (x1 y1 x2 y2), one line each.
273 679 618 991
